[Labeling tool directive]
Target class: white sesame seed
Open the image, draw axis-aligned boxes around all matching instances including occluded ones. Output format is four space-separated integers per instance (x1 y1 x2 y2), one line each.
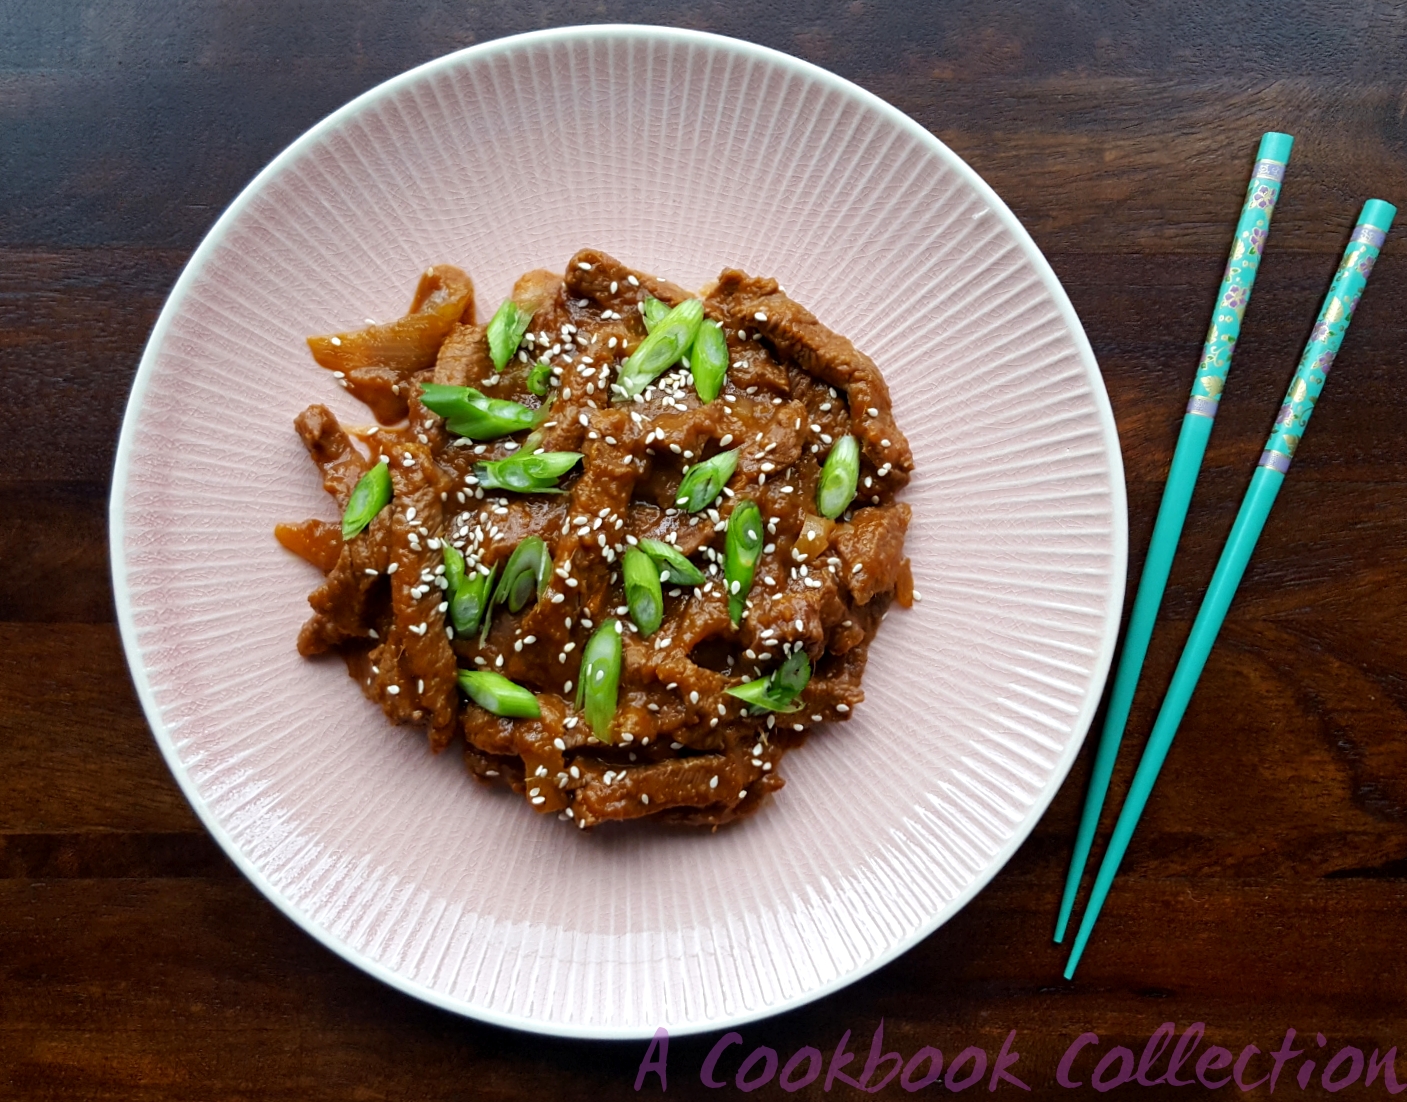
386 685 400 695
578 262 593 270
754 311 767 322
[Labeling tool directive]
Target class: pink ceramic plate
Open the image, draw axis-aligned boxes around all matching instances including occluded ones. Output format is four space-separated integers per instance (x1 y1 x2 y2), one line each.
112 26 1125 1038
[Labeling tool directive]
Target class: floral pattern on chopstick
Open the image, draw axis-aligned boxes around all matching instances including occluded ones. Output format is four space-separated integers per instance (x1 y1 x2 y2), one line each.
1260 226 1387 471
1187 155 1289 418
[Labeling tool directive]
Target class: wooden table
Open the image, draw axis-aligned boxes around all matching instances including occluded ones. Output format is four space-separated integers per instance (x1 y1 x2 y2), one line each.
5 3 1405 1097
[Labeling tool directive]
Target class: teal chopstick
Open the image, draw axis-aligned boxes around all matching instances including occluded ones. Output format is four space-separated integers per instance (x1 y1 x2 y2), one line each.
1064 198 1397 979
1054 132 1295 944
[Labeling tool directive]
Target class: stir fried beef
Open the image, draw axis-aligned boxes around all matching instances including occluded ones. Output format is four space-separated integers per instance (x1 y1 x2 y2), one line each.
275 250 914 829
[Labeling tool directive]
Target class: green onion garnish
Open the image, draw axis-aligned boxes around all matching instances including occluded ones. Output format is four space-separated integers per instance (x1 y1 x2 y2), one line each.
675 449 738 512
641 295 670 333
615 298 704 398
442 543 467 593
493 536 551 613
526 359 553 396
770 647 811 701
457 670 541 719
451 564 495 636
576 621 623 743
475 562 500 644
638 538 706 586
419 382 537 440
622 547 664 636
475 451 583 494
817 434 860 519
725 498 763 625
342 461 392 540
485 299 535 373
725 649 812 714
688 318 729 402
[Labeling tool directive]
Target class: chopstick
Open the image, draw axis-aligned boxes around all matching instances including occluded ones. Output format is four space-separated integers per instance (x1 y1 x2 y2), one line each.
1054 132 1295 944
1063 198 1396 979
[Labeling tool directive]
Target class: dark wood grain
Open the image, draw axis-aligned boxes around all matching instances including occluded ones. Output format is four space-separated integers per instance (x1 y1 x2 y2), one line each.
4 2 1407 1098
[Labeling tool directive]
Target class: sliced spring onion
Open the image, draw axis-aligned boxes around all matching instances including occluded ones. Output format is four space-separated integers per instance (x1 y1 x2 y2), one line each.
494 536 551 613
725 649 812 714
475 451 583 493
457 669 541 719
622 547 664 636
638 539 706 586
526 359 553 396
576 621 623 743
615 298 704 398
485 299 535 372
342 461 392 540
688 318 729 402
725 498 763 625
475 562 500 644
442 544 466 593
419 382 537 439
451 564 494 636
770 647 812 702
817 434 860 519
418 382 478 417
675 448 738 512
641 295 670 333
